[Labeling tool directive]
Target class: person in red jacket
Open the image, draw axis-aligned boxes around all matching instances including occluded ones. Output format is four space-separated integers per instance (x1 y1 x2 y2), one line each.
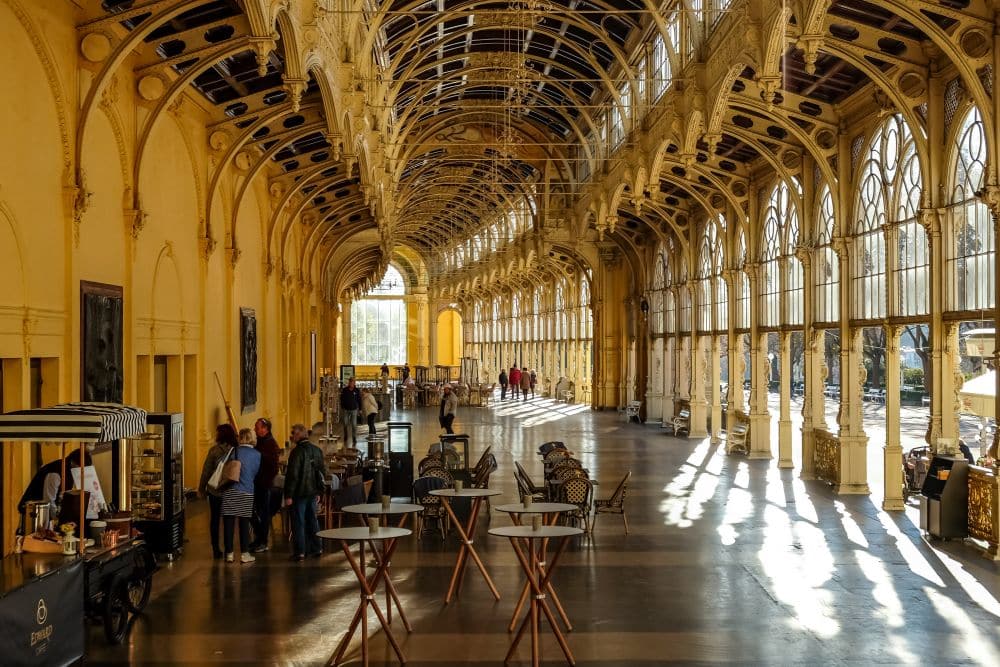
249 417 281 552
509 366 522 400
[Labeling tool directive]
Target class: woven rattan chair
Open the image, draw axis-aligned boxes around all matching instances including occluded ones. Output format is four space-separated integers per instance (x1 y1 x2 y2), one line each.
544 449 573 465
593 471 631 535
418 454 443 475
557 476 593 533
550 459 583 477
537 441 566 456
422 466 455 487
412 476 449 539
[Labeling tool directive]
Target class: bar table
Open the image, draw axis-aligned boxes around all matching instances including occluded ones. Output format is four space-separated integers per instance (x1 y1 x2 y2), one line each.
317 526 410 666
429 487 502 603
488 525 582 666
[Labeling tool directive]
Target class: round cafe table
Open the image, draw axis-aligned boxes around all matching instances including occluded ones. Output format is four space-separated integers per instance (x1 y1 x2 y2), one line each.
495 502 576 633
488 525 583 667
342 503 423 631
429 487 503 603
317 526 411 667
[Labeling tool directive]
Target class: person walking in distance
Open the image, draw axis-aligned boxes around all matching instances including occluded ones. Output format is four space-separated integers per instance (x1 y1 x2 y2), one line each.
529 369 537 398
340 378 361 447
284 424 327 561
520 367 531 402
498 368 508 400
439 385 458 434
509 366 521 400
361 387 379 437
249 418 280 553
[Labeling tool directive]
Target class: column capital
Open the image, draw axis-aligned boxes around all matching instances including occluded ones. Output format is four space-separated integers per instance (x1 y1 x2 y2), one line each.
975 184 1000 220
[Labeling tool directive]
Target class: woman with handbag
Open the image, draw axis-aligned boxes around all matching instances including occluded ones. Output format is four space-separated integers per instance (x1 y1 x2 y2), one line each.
198 424 238 559
221 428 262 563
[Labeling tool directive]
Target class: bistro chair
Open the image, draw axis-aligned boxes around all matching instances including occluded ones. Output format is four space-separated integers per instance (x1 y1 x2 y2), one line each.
544 449 573 465
557 476 593 533
593 472 631 535
514 461 546 501
537 441 566 456
418 454 443 475
422 466 455 487
330 475 367 528
471 446 494 478
550 458 583 477
412 476 449 539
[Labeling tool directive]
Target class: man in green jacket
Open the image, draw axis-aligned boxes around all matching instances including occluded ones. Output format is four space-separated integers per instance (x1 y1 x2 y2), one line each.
284 423 327 561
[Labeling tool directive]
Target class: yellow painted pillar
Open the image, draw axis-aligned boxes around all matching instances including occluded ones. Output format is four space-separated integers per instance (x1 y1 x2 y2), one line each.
710 335 722 444
778 331 793 468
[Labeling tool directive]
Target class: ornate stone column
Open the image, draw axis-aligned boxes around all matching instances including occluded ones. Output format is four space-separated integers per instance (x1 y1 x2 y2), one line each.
938 322 963 455
800 330 825 479
837 327 870 494
883 325 905 510
710 335 723 444
689 333 709 438
979 184 1000 460
745 262 771 458
778 331 793 468
663 335 676 424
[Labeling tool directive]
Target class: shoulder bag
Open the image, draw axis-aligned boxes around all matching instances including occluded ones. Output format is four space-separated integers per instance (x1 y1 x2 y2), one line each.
207 448 232 492
221 447 242 486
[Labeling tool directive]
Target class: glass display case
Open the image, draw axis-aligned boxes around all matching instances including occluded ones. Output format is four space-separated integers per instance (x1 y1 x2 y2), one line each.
130 434 165 521
121 413 185 558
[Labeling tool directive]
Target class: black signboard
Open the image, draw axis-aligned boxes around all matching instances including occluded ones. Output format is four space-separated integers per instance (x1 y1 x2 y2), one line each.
0 559 84 665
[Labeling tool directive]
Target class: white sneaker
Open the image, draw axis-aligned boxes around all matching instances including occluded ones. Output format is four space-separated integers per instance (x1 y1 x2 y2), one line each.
225 552 234 563
240 552 255 564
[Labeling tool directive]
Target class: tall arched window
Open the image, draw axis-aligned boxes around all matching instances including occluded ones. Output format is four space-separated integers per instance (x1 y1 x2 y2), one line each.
351 265 408 364
735 228 749 328
949 106 993 310
854 115 925 319
580 274 592 338
511 293 521 342
815 185 839 322
651 255 666 335
697 229 713 331
761 183 802 327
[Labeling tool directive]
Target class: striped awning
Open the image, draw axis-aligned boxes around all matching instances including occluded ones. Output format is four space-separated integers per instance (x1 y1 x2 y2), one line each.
0 402 147 443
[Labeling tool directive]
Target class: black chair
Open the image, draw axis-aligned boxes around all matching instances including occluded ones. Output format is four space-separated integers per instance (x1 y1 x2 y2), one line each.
413 476 449 538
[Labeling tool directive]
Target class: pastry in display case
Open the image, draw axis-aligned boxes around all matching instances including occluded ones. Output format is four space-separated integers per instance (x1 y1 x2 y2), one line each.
119 412 185 558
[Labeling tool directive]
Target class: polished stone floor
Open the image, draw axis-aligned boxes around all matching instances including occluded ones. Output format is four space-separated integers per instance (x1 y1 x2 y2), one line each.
90 398 1000 665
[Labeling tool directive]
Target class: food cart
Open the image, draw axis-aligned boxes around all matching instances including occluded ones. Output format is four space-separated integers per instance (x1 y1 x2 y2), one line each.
0 402 158 653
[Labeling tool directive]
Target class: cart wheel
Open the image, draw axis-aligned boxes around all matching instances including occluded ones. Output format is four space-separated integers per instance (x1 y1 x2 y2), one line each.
103 581 130 644
125 573 152 613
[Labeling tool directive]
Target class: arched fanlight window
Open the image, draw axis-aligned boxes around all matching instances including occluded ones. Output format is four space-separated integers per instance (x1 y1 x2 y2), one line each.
651 254 666 335
948 106 993 310
735 228 749 328
760 183 802 327
697 229 714 331
351 265 408 364
815 186 839 322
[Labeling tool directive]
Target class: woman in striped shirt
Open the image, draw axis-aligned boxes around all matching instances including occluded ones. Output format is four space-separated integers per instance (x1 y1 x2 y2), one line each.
222 428 261 563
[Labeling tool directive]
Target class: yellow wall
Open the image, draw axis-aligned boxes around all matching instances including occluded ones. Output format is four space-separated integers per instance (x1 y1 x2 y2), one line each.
0 2 324 554
436 310 463 367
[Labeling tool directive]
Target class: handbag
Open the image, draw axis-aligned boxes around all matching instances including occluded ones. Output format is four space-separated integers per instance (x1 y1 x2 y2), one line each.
207 448 232 491
222 447 242 486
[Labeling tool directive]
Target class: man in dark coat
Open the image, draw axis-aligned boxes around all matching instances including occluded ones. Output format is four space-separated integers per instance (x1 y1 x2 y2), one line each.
499 369 508 400
284 424 327 561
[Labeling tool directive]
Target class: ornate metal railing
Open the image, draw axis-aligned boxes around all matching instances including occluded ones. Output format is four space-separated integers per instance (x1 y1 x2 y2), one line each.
968 465 999 559
813 428 841 486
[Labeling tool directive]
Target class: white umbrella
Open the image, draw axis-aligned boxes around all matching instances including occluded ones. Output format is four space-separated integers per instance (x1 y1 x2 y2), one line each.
958 370 995 419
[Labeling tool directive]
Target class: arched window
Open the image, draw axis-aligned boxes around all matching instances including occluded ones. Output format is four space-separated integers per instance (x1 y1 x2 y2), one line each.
949 106 993 310
854 115 925 319
735 228 749 328
815 186 839 322
580 274 593 339
761 183 802 327
712 217 728 329
677 257 691 333
651 255 666 335
664 252 676 333
555 282 565 339
351 265 408 364
697 229 713 331
512 293 521 342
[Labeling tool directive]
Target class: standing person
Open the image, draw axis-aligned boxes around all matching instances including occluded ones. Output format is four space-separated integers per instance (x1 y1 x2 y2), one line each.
222 428 261 564
198 424 237 559
439 385 458 434
380 363 390 378
520 367 531 401
529 369 537 398
284 424 326 561
361 387 379 437
340 378 361 447
249 418 280 553
498 368 508 400
509 366 522 400
402 364 411 383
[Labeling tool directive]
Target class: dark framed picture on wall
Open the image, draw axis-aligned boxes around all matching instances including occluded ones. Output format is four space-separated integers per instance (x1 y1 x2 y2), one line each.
310 331 318 394
240 308 258 412
81 281 124 404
